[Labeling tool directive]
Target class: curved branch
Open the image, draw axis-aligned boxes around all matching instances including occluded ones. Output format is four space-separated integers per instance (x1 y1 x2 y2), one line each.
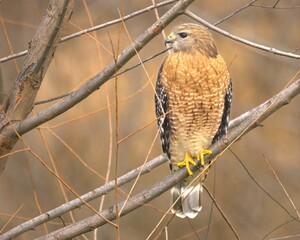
228 80 300 131
185 10 300 60
0 0 178 64
5 0 72 121
12 0 194 135
4 78 298 240
34 48 171 106
0 0 73 173
35 78 299 240
0 0 194 173
0 155 167 240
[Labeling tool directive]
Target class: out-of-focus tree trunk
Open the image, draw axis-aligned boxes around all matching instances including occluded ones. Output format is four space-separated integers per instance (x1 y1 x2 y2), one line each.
0 0 73 173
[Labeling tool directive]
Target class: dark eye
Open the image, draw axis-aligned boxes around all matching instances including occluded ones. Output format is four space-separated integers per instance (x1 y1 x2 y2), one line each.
178 32 188 38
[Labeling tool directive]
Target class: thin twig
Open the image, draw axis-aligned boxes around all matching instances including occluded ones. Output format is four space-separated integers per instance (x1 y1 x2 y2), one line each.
0 155 168 240
107 24 122 238
116 8 162 217
185 10 300 59
83 0 117 237
203 185 240 239
24 155 49 234
0 0 194 175
273 0 280 8
118 130 160 217
0 205 24 234
20 0 189 125
2 77 299 239
46 128 105 180
2 111 118 228
176 226 208 240
271 233 300 240
0 0 74 174
0 0 177 64
34 48 170 106
229 149 299 222
204 165 217 240
187 218 201 240
0 17 20 72
263 219 299 240
30 78 300 240
149 207 176 240
263 156 300 219
214 0 257 26
251 4 300 9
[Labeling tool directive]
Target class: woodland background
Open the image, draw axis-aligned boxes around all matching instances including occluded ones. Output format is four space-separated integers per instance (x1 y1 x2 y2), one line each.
0 0 299 239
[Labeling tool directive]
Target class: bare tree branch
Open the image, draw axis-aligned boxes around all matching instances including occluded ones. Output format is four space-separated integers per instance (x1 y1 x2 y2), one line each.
23 1 300 108
34 48 171 105
15 0 193 134
0 155 167 239
5 0 72 121
0 0 178 64
185 10 300 59
0 0 194 173
3 78 298 240
1 1 299 239
0 0 74 173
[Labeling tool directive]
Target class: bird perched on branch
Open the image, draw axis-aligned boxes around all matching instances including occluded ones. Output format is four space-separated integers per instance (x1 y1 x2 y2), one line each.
155 23 232 218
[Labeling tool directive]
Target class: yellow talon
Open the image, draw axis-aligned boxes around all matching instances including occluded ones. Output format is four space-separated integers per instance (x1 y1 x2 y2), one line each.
177 152 197 175
197 148 212 167
177 149 212 175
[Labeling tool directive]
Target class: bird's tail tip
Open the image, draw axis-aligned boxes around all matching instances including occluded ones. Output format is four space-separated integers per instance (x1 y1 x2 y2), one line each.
171 182 203 219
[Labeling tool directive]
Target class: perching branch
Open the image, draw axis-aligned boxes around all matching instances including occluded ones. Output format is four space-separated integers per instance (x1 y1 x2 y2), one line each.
0 0 73 173
36 79 300 240
0 0 194 174
1 1 299 239
3 78 299 240
14 0 192 133
22 2 300 107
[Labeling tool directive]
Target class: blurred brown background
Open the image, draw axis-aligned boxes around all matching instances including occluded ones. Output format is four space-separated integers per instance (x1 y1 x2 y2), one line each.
0 0 299 239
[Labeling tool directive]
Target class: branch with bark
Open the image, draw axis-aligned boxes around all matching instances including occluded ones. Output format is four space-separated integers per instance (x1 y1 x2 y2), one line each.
0 0 299 239
0 0 178 64
0 0 74 172
2 78 299 239
185 10 300 59
0 0 195 173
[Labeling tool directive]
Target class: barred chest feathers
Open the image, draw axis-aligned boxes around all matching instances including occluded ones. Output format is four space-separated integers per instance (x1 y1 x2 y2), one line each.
160 51 230 164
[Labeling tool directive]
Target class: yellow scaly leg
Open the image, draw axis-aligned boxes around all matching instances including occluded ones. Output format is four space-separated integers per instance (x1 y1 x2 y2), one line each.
177 152 197 175
197 148 212 167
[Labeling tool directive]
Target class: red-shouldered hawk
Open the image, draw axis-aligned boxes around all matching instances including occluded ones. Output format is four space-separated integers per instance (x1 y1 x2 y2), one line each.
155 23 232 218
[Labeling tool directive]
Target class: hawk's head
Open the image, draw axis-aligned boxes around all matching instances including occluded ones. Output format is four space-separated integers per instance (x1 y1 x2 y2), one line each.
165 23 218 57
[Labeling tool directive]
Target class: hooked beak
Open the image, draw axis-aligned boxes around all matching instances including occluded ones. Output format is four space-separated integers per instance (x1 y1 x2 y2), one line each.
164 33 174 46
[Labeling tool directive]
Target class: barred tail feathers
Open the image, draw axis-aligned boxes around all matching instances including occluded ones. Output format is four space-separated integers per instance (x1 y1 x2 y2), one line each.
171 182 203 219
